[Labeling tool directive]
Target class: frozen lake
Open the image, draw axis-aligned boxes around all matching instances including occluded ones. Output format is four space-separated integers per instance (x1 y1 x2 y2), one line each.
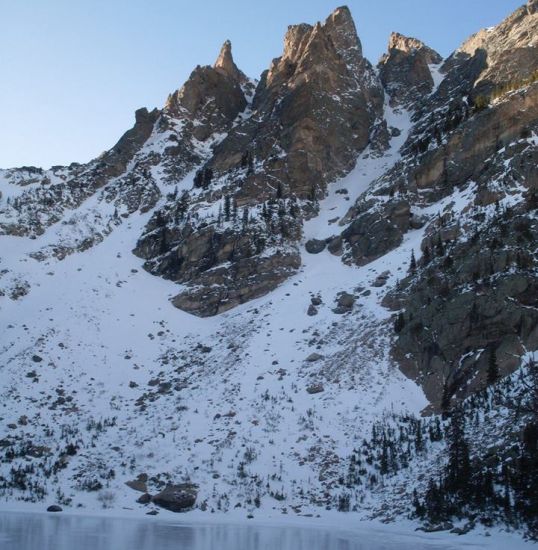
0 511 504 550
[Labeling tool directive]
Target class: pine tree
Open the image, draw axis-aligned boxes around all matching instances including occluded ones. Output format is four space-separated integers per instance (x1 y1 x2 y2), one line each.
415 420 424 453
445 409 472 500
203 168 213 187
224 194 231 222
487 346 499 385
424 478 447 523
394 312 405 333
288 198 299 219
232 198 238 222
242 207 249 229
193 169 203 188
309 184 317 203
262 202 271 224
409 250 417 273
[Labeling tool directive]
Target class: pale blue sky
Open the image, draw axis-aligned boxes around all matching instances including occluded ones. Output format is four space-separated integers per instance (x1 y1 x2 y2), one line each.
0 0 523 169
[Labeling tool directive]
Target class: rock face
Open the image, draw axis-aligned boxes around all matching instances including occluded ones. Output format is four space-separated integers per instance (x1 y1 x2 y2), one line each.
99 107 161 179
2 2 536 424
135 6 385 317
333 3 538 408
379 32 442 106
208 6 384 202
339 199 413 265
170 245 302 317
389 207 538 411
440 3 538 102
165 40 248 142
0 106 161 238
1 0 538 530
152 484 198 512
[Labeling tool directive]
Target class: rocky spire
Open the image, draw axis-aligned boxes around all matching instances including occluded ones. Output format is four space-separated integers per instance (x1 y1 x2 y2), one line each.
163 39 248 141
379 32 442 107
323 6 363 63
214 40 244 82
277 6 362 70
387 32 442 64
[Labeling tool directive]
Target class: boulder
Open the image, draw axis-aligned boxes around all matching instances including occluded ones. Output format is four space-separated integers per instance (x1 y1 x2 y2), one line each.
125 475 148 493
152 484 198 512
137 493 152 505
372 271 390 287
47 505 62 513
305 239 326 254
333 292 355 314
418 521 454 533
340 200 411 266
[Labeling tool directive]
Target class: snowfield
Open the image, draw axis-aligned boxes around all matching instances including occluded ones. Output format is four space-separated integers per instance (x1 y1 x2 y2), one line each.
0 99 431 517
0 57 536 547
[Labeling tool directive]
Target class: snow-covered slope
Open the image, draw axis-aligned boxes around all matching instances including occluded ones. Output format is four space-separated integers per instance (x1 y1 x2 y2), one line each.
0 99 428 515
0 2 537 543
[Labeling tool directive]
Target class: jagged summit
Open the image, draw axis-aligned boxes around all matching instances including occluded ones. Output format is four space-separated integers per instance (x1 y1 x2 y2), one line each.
133 5 384 316
213 39 245 83
274 5 362 76
440 0 538 101
0 2 537 535
386 32 442 63
378 31 442 106
323 5 363 59
163 40 247 142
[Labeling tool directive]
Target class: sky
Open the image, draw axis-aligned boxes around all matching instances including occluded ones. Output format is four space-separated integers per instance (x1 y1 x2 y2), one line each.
0 0 524 169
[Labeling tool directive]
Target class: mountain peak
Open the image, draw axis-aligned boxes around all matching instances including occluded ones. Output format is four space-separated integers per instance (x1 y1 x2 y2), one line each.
387 32 442 63
528 0 537 15
326 5 353 26
324 5 363 60
214 39 243 81
379 32 442 106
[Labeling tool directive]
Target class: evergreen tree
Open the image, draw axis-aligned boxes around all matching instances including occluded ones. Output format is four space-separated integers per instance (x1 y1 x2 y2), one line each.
232 197 238 222
445 409 472 500
415 420 424 453
487 346 499 385
394 312 405 333
309 184 318 203
224 194 231 222
409 250 417 273
203 168 213 187
424 478 448 523
242 207 249 229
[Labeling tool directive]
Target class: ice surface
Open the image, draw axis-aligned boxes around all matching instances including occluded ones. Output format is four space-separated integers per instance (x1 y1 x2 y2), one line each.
1 512 534 550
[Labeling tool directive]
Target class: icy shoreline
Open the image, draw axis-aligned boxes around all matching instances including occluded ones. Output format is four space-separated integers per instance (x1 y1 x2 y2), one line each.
0 503 536 549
